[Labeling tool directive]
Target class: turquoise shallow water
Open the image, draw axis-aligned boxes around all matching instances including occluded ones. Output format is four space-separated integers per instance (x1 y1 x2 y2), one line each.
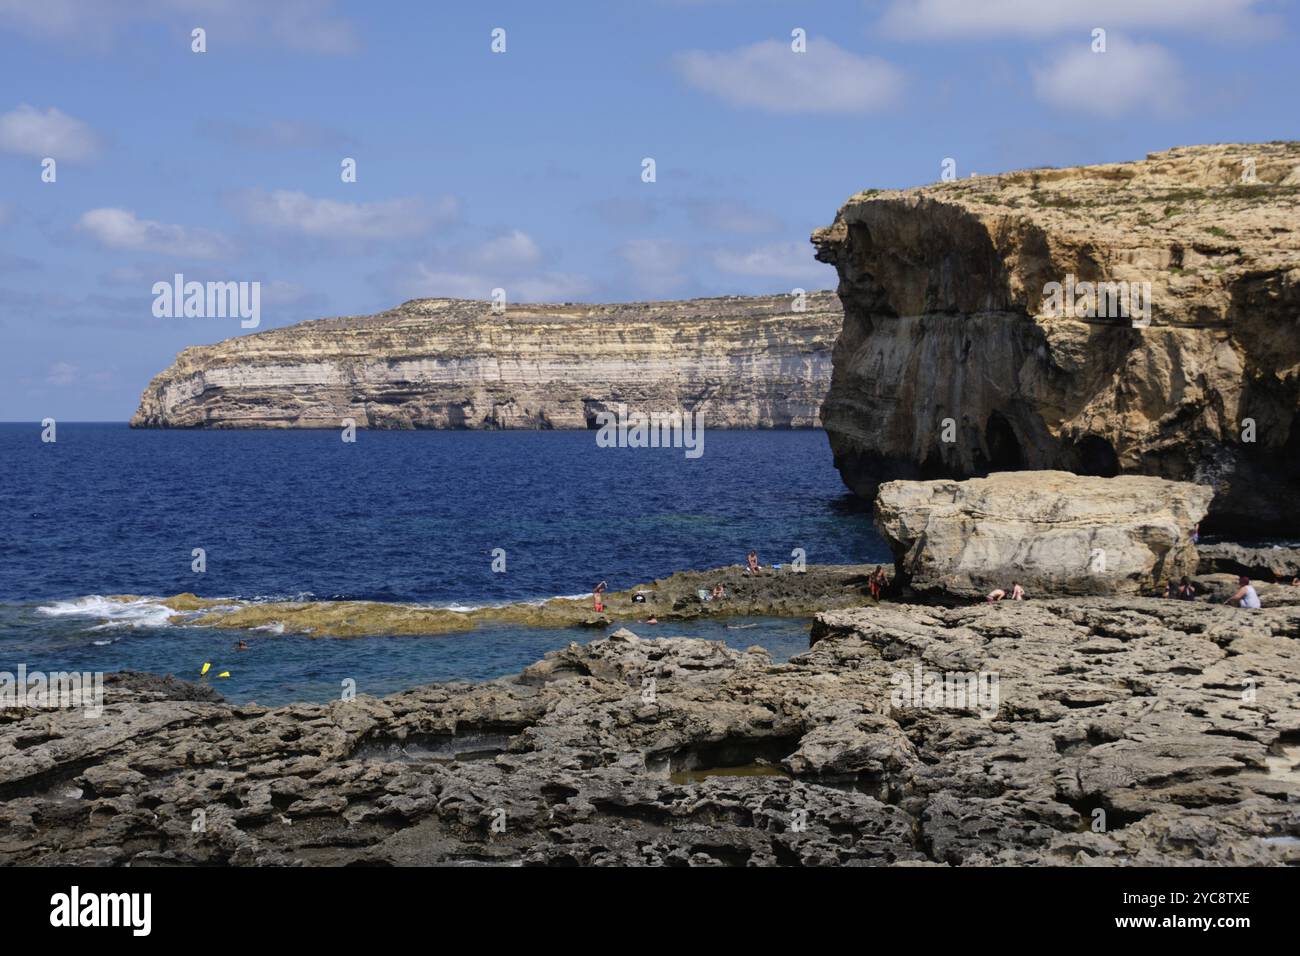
0 425 880 702
0 604 811 706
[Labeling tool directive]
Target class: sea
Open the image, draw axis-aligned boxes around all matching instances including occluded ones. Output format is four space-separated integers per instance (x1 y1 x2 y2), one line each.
0 424 887 704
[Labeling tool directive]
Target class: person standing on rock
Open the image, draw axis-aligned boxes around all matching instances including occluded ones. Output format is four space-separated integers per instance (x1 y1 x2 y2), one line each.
1225 575 1261 609
869 566 890 600
593 581 607 613
1011 582 1025 601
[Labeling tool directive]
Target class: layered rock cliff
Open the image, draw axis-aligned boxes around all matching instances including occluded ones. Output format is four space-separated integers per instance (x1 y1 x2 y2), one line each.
131 293 841 429
812 142 1300 533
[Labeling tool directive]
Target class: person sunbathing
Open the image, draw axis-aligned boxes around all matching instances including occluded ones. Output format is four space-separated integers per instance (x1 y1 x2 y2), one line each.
745 551 761 575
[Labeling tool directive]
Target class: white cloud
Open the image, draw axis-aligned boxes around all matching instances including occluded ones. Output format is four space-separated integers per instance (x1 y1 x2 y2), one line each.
878 0 1274 38
76 208 234 259
1031 38 1184 117
391 232 591 304
0 0 359 54
0 104 100 161
674 39 903 113
466 230 542 269
233 190 458 240
45 361 78 386
713 242 834 283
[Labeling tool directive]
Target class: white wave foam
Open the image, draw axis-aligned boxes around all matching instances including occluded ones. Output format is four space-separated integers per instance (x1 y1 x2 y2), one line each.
250 622 285 635
435 592 590 612
37 596 174 629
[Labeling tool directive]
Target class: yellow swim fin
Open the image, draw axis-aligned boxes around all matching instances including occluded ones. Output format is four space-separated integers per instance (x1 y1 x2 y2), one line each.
201 662 211 676
217 671 230 678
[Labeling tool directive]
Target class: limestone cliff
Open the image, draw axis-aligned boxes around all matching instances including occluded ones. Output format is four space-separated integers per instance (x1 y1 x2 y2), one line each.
812 143 1300 533
131 293 841 429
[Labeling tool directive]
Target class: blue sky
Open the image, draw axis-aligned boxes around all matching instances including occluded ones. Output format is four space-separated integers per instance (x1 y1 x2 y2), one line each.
0 0 1296 420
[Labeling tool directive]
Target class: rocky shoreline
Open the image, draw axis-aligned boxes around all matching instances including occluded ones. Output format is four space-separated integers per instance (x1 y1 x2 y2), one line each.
2 587 1297 866
96 539 1300 640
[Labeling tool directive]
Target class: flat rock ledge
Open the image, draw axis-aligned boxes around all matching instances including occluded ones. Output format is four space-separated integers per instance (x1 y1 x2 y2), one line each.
128 563 879 638
1199 542 1300 582
2 597 1297 866
875 471 1212 599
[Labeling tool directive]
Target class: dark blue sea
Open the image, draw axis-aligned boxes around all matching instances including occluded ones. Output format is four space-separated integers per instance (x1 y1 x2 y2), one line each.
0 424 886 703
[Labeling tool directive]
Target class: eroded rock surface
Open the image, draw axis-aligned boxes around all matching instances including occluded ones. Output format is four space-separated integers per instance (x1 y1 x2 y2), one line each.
1199 542 1300 582
131 293 841 429
874 471 1212 598
812 142 1300 533
112 563 877 638
3 598 1297 866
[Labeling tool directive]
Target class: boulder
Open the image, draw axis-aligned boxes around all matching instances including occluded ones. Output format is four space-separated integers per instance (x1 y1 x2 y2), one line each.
874 471 1213 597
